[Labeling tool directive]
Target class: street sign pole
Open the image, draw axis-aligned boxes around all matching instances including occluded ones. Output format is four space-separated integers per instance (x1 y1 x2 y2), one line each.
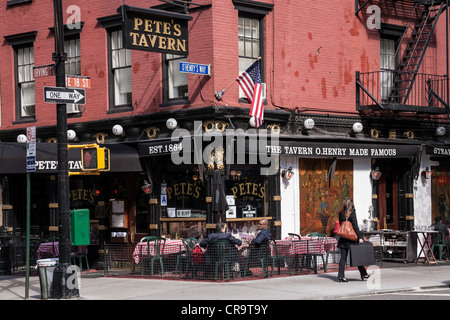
52 0 79 299
25 126 35 300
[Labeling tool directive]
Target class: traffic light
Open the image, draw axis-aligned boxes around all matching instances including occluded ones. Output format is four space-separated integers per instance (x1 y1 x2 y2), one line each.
81 147 110 171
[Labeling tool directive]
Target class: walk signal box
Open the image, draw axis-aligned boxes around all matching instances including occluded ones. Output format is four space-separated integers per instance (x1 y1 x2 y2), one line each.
81 147 110 171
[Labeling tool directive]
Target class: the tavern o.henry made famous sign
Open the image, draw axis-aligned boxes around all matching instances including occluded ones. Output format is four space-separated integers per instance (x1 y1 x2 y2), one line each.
121 5 192 55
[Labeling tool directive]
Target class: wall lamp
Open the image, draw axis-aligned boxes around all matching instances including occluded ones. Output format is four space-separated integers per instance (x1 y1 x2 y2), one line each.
17 134 27 143
67 129 77 141
249 116 256 128
166 118 178 130
141 180 152 195
422 167 431 179
352 122 363 134
281 167 294 180
436 126 446 136
303 118 315 130
112 124 124 136
370 167 382 181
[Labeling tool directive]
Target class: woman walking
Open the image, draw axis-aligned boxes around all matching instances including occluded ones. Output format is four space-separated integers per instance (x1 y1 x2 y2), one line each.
337 197 370 282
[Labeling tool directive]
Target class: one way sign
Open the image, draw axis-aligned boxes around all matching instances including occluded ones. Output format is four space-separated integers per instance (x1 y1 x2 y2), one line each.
44 86 86 105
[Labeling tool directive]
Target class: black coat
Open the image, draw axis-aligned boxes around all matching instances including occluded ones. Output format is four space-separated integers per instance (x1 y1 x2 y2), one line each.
199 231 242 248
337 210 363 249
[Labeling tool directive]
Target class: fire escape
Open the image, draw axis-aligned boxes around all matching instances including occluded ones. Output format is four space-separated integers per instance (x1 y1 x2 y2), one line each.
356 0 449 114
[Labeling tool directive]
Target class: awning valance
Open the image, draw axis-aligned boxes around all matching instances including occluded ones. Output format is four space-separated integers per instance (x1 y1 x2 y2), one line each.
0 143 143 174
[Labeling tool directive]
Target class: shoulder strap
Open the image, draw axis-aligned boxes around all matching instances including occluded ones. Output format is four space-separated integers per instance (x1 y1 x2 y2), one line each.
345 210 352 221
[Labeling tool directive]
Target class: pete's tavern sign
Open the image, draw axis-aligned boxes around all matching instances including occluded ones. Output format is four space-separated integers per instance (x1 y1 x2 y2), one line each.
121 5 192 55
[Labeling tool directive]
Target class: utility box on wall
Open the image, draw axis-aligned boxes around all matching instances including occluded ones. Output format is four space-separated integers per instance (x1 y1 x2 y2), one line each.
70 209 90 245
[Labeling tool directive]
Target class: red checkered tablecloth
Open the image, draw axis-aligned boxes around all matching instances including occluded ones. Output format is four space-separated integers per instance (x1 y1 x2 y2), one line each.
37 242 88 259
133 240 184 264
271 237 337 256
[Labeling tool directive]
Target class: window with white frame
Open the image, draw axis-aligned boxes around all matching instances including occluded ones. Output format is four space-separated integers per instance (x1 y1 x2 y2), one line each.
17 46 35 118
380 37 396 101
165 54 188 101
238 16 262 100
65 36 81 114
110 30 132 109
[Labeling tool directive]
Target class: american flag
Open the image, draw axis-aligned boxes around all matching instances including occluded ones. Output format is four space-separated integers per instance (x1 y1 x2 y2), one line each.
236 60 264 128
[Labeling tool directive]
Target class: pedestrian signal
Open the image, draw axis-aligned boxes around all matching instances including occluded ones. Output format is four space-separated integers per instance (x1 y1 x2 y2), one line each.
81 147 110 171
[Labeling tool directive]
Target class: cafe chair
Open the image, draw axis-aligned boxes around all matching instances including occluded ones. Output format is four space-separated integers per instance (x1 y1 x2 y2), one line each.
270 239 291 276
72 252 90 272
432 231 449 260
141 237 166 276
243 242 271 278
207 240 232 282
305 233 327 273
175 239 196 277
288 233 301 240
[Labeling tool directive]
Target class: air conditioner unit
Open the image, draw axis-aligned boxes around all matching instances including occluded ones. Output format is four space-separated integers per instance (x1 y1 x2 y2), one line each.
261 82 266 100
66 103 81 114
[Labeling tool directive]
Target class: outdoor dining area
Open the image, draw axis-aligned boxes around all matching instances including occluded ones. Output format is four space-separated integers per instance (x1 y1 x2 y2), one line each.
104 233 338 281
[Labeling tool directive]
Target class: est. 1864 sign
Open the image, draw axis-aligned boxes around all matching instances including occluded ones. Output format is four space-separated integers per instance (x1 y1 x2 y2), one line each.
120 5 192 55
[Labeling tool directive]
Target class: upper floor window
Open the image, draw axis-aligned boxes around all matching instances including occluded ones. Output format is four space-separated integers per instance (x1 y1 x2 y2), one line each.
65 36 81 114
17 46 35 119
238 16 261 101
4 31 37 122
110 30 132 111
161 54 188 106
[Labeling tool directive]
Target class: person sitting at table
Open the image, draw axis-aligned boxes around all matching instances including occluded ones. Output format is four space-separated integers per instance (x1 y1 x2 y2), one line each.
200 222 242 278
431 216 450 259
242 219 272 276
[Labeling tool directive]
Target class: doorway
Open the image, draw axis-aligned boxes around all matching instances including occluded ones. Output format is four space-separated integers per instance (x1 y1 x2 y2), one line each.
376 158 413 231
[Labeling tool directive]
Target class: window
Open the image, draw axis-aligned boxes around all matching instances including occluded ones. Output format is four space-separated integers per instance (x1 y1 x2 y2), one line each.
380 38 396 101
110 30 132 110
238 16 261 100
17 46 35 119
65 36 81 114
161 54 188 106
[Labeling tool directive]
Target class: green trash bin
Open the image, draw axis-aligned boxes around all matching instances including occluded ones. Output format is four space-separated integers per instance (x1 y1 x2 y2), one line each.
36 258 58 299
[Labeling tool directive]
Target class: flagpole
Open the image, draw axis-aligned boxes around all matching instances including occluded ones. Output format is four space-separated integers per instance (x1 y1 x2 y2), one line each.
215 57 261 100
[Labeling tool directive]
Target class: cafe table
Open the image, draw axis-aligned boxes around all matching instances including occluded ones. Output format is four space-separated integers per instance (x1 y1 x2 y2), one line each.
410 230 439 265
132 239 184 264
37 242 88 260
271 237 338 273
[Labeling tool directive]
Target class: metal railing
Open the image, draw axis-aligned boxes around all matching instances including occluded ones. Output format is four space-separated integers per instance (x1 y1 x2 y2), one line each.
356 70 449 113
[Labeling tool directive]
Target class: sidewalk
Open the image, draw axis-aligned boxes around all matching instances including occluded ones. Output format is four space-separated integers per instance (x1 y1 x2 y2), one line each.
1 262 450 300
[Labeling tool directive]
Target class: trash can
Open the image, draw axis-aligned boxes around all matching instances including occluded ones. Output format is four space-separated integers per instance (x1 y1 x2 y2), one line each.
36 258 58 299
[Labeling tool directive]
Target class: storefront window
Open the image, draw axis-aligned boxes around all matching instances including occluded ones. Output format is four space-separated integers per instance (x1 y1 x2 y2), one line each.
225 166 267 219
431 166 450 224
299 159 353 236
159 166 206 239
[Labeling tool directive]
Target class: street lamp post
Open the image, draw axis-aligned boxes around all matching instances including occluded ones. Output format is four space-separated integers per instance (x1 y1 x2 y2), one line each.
51 0 79 299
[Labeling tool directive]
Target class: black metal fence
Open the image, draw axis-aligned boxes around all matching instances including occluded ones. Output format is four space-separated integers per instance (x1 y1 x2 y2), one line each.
104 239 340 281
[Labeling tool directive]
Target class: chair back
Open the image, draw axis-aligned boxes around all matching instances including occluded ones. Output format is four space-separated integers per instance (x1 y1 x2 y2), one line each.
269 239 279 257
140 236 157 242
434 231 446 246
288 233 301 240
208 239 229 263
181 238 192 258
306 233 327 241
142 237 166 257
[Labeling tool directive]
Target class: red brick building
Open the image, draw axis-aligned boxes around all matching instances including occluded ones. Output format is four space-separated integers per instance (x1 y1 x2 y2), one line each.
0 0 448 272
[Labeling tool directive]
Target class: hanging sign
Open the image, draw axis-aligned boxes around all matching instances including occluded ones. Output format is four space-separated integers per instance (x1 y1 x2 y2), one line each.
121 5 192 55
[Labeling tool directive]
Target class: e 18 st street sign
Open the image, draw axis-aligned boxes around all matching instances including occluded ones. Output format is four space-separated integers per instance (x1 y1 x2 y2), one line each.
44 86 86 105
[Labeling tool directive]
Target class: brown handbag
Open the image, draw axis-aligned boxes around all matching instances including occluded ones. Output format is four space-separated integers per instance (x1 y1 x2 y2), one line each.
337 212 358 241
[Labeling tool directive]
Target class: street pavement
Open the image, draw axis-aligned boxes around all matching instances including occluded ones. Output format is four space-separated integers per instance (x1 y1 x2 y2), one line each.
1 261 450 301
